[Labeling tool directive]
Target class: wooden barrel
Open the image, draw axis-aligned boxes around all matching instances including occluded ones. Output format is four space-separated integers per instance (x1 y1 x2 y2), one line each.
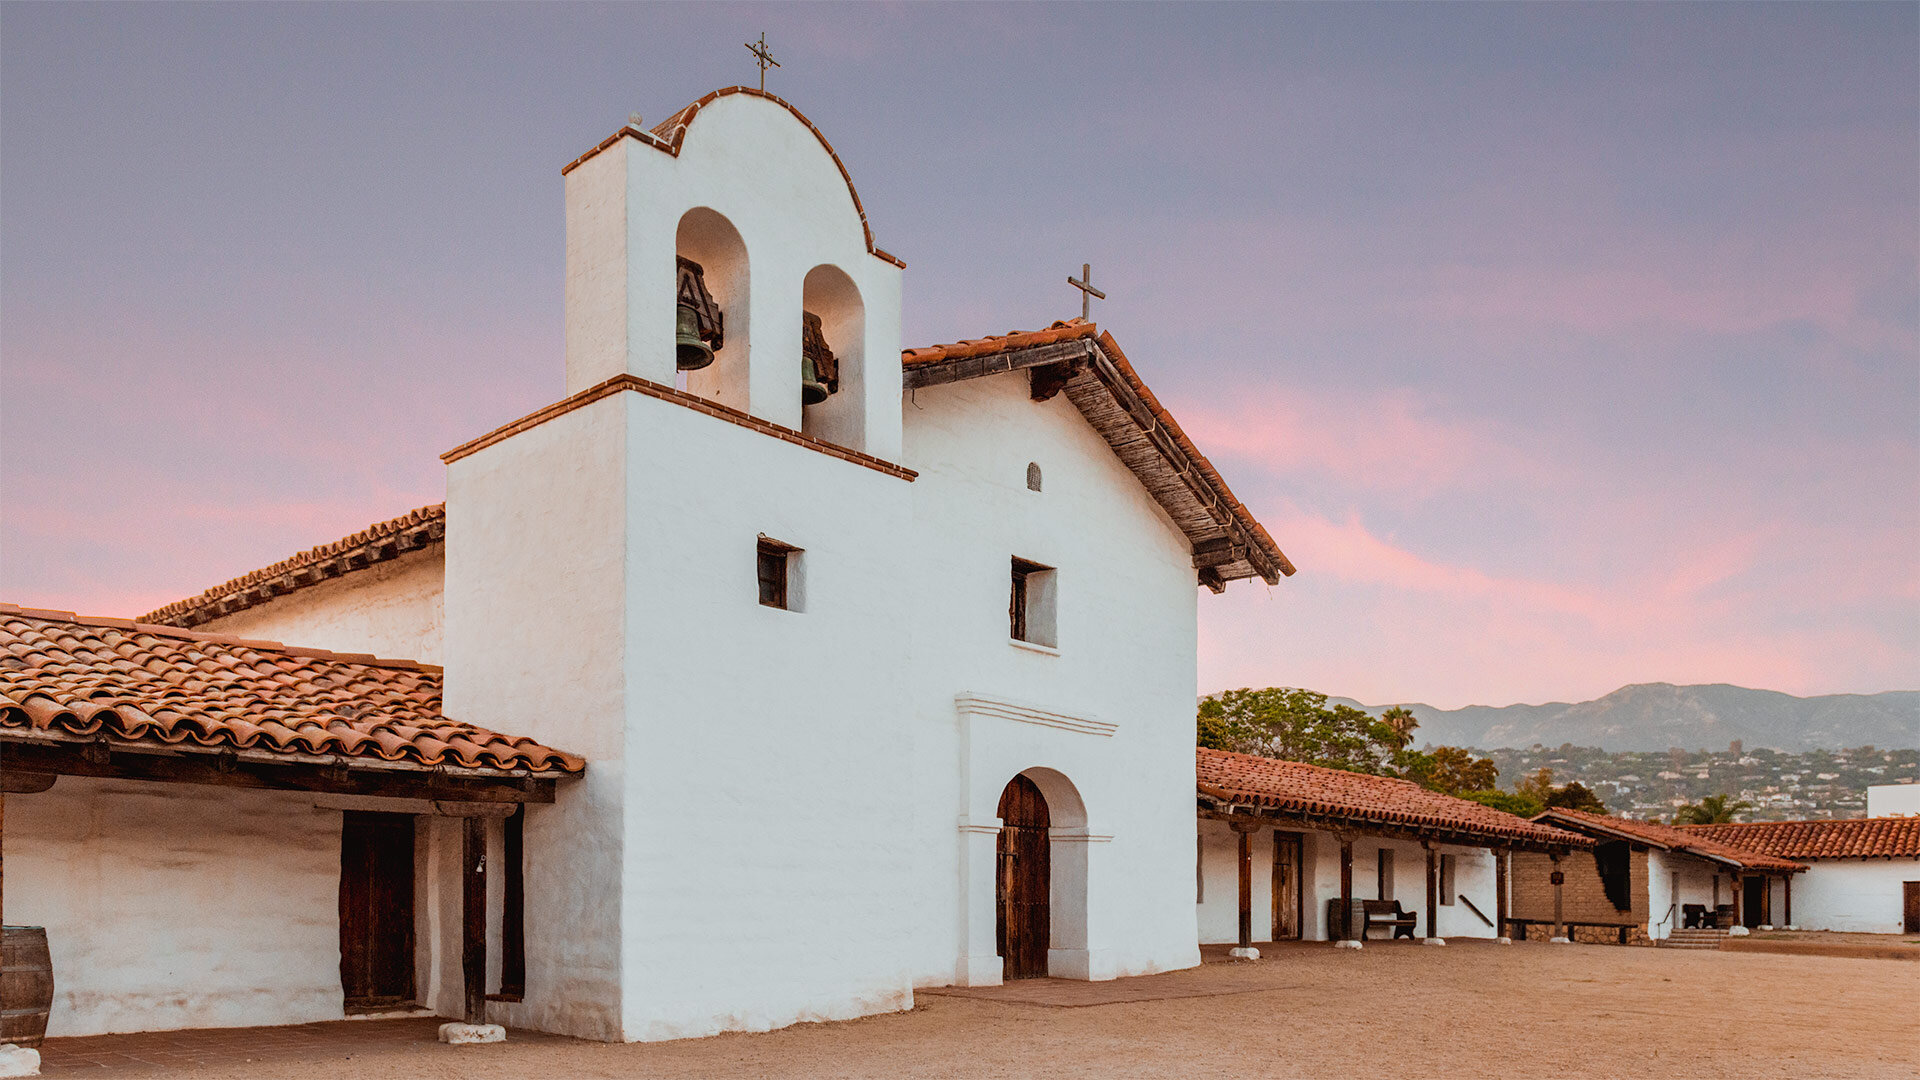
0 926 54 1049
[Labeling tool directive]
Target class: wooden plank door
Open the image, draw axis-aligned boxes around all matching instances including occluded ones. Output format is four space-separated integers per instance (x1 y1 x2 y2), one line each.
1904 881 1920 934
1272 831 1303 941
1741 877 1765 929
340 811 416 1009
996 775 1051 979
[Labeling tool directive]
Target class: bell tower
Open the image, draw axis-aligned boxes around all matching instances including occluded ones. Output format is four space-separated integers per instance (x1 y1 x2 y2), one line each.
444 89 920 1041
560 89 904 458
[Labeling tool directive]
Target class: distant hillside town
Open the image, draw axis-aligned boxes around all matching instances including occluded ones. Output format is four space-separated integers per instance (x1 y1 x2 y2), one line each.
1475 742 1919 821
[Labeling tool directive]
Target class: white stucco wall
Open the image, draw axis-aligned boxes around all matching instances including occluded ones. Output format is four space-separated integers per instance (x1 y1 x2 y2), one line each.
901 369 1206 985
1195 819 1501 943
564 94 904 459
3 777 451 1036
1769 859 1920 933
1866 784 1920 817
194 545 446 665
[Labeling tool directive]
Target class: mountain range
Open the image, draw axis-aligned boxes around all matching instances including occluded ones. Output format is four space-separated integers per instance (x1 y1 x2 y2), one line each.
1331 683 1920 752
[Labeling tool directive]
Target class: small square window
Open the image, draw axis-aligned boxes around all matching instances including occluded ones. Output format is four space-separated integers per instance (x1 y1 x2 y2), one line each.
757 537 801 610
1010 556 1057 648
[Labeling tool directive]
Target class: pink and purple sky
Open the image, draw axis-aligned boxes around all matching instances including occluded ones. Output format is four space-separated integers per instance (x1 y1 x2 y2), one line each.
3 4 1915 709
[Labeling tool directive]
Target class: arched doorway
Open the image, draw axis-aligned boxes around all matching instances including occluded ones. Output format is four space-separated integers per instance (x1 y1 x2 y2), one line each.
996 774 1051 979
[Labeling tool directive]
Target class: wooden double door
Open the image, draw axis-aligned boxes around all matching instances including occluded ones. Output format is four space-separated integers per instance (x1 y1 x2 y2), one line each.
339 811 416 1010
996 775 1051 980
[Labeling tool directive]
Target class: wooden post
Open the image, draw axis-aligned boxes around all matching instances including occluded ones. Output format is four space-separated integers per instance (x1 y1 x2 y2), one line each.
1550 853 1565 939
1495 848 1510 939
1424 842 1438 940
462 815 487 1025
1236 825 1253 950
1783 874 1792 927
1731 875 1742 929
1340 837 1356 937
1 790 7 931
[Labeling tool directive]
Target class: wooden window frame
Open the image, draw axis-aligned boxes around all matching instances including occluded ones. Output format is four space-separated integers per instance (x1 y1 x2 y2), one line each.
758 537 796 610
1010 557 1055 645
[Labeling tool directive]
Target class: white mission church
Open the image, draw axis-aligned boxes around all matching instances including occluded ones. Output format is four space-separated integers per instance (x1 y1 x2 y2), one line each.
1 87 1301 1043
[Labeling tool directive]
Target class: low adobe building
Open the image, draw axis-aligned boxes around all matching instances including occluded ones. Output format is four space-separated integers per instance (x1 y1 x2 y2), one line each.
1680 817 1920 934
1518 809 1805 943
1196 748 1592 949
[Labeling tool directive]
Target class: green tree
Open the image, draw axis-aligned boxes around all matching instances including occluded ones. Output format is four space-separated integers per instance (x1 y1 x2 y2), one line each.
1672 793 1753 825
1545 780 1608 814
1459 789 1544 817
1397 745 1499 796
1196 688 1397 774
1378 706 1419 750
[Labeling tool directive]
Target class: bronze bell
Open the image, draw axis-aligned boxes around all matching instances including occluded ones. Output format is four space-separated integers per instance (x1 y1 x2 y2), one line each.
801 354 829 406
800 311 837 406
676 303 714 371
675 256 723 371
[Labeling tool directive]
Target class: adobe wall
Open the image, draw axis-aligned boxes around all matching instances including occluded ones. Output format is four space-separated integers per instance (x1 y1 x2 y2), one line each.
1510 848 1652 944
1196 819 1502 943
194 544 445 665
1780 859 1920 933
2 777 467 1036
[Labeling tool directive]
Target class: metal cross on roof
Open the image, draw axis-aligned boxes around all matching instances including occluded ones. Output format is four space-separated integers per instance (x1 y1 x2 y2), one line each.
745 32 780 91
1067 263 1106 322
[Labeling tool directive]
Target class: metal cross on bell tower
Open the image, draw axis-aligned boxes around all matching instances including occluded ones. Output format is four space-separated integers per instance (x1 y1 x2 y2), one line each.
745 32 780 91
1067 263 1106 322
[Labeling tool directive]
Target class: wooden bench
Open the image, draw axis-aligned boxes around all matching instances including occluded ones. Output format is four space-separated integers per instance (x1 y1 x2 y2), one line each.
1362 899 1418 940
1505 918 1637 944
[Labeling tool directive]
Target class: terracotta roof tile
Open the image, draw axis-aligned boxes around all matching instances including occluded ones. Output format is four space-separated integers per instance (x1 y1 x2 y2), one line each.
1197 747 1590 848
900 319 1102 366
141 504 446 628
1534 809 1804 872
1679 817 1920 860
0 605 581 775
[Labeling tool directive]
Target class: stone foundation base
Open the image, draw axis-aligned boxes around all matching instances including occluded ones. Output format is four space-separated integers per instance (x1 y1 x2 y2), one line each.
1333 939 1363 950
438 1023 506 1045
0 1044 40 1078
1227 946 1260 960
1494 936 1513 945
1728 925 1750 936
1421 937 1447 946
1549 936 1572 944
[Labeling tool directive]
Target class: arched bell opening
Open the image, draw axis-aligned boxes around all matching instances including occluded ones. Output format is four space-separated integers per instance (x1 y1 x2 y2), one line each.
676 207 750 411
799 263 865 449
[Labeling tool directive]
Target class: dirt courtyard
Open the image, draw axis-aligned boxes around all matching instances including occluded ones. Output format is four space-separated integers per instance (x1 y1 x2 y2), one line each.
39 940 1920 1079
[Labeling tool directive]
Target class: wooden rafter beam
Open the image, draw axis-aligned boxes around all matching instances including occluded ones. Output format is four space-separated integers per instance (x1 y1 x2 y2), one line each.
902 339 1097 391
1199 802 1584 854
1 739 559 804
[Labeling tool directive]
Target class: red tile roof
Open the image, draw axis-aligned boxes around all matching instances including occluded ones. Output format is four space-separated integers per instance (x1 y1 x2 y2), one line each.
1534 809 1804 872
1197 747 1590 848
0 605 581 775
1680 817 1920 860
141 504 446 629
900 319 1102 366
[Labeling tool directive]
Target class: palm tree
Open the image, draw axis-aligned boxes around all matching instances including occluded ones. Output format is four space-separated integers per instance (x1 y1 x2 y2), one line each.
1672 793 1754 825
1379 706 1419 750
